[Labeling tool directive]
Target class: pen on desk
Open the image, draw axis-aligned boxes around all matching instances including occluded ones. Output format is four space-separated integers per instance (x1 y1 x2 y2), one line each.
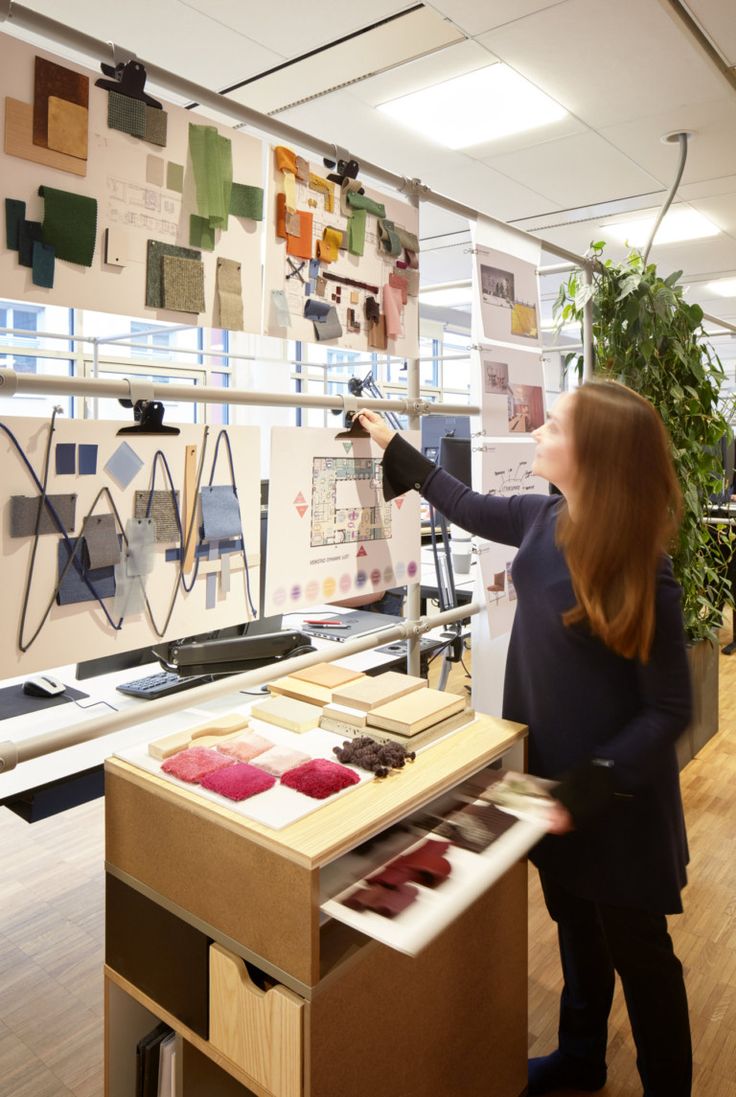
304 620 349 628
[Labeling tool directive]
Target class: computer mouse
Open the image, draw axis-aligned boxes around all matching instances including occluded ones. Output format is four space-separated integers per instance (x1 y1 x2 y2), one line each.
22 674 66 698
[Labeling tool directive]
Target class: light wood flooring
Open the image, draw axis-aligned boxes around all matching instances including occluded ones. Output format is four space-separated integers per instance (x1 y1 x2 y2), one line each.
0 626 733 1097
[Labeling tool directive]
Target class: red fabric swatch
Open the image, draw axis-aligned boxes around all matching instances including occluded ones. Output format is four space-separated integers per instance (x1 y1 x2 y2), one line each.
200 762 276 801
281 757 360 799
344 881 418 918
161 747 234 784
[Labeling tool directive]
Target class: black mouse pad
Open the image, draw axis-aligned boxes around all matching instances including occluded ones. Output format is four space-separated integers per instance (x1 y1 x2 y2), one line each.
0 683 89 721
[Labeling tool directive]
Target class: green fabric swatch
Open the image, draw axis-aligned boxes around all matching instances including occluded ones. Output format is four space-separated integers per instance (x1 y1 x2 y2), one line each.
346 191 386 218
395 225 420 253
39 185 97 267
166 162 184 193
378 218 401 257
188 123 233 230
189 214 215 250
146 240 201 308
107 90 145 138
5 198 25 250
32 240 55 288
18 220 43 267
347 209 366 257
229 182 264 221
144 105 168 147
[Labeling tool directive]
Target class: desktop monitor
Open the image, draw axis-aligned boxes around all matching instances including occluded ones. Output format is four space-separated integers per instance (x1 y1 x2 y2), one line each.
421 415 470 464
438 436 472 488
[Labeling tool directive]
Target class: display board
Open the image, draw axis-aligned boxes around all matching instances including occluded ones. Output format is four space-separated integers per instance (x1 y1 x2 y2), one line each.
263 146 419 356
474 243 541 348
264 427 421 615
0 415 260 676
1 31 264 332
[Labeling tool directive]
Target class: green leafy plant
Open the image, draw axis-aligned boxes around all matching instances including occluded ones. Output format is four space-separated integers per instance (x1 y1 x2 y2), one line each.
553 241 733 641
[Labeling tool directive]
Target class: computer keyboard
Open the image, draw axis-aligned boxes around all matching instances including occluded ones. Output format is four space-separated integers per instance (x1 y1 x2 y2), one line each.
116 670 211 700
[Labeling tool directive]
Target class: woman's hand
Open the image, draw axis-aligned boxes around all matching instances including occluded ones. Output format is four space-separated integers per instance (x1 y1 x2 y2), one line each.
546 801 574 835
356 409 396 451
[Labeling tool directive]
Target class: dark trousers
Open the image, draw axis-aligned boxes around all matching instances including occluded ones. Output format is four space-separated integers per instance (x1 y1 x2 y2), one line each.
539 871 692 1097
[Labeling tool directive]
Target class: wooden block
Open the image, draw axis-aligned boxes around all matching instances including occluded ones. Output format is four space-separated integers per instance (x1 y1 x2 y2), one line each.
332 671 426 713
251 694 322 733
4 97 87 177
368 688 466 736
365 707 474 748
148 713 250 759
267 675 332 708
321 703 369 730
290 662 365 690
182 444 198 573
47 96 88 159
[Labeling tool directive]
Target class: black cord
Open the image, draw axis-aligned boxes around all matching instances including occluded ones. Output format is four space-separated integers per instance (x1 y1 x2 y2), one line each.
72 697 119 713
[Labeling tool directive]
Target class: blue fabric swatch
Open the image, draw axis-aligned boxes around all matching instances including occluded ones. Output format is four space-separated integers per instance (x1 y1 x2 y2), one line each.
165 537 243 562
32 240 55 289
78 444 98 475
200 484 242 540
57 538 116 606
304 298 331 321
5 199 25 250
104 441 144 490
55 443 75 475
18 220 43 268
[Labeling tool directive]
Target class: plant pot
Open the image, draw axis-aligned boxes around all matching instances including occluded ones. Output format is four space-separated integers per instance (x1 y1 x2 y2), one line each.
677 638 719 769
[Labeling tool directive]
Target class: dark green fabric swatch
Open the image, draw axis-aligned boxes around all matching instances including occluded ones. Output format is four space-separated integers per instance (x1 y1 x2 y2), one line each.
189 214 215 250
32 240 55 288
146 240 201 308
5 199 25 250
229 182 264 221
144 105 168 147
166 162 184 192
189 123 232 230
107 90 145 137
18 220 43 268
39 185 97 267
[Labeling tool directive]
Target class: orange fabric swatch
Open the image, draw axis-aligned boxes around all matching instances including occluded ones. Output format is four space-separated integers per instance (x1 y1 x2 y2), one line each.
275 145 297 174
276 192 287 238
286 210 313 259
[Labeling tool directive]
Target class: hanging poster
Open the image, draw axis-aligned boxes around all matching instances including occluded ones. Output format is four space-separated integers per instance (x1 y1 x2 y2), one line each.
477 539 517 640
479 344 546 436
480 439 547 497
474 243 541 347
264 427 420 615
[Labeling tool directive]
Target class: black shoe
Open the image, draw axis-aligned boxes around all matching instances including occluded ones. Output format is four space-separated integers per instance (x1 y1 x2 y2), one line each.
528 1050 607 1095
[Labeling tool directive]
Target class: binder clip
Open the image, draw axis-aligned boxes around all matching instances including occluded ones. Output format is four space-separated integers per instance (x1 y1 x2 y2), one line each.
95 58 162 109
334 411 370 440
116 399 180 436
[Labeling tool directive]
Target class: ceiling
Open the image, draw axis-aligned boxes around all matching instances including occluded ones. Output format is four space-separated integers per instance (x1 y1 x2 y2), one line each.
4 0 736 367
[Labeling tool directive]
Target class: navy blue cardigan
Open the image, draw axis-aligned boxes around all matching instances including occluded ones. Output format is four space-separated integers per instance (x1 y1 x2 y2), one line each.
383 435 691 913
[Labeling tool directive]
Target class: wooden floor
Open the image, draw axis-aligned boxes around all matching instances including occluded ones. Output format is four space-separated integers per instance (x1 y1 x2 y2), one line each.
0 627 733 1097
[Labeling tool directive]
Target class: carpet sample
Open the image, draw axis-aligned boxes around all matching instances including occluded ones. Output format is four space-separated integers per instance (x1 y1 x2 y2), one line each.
161 254 205 314
200 762 275 801
229 182 263 221
161 746 234 784
280 758 360 799
252 745 310 777
107 90 145 137
32 240 55 288
134 490 180 543
39 185 97 266
145 240 201 309
144 105 168 147
217 732 273 763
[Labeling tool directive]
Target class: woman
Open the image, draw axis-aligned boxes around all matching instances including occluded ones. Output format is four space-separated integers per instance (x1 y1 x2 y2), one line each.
357 380 692 1097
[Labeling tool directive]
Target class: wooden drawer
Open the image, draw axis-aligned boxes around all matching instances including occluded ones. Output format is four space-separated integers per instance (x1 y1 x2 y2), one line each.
209 944 304 1097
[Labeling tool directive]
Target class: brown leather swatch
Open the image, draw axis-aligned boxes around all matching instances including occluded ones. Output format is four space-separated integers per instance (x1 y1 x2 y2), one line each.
33 56 89 149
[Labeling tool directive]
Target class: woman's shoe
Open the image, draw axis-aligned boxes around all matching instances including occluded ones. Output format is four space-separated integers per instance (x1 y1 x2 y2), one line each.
528 1050 607 1095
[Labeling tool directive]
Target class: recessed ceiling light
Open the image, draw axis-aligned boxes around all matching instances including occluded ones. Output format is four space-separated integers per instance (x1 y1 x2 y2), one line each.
419 286 472 307
605 208 720 247
705 277 736 297
377 64 568 149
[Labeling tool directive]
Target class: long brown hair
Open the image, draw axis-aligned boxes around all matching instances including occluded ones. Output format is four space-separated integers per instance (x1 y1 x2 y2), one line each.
556 380 682 662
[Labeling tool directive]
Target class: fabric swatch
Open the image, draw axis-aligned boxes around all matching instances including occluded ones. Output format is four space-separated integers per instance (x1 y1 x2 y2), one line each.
10 493 76 537
205 570 217 610
215 257 244 331
284 209 301 236
33 56 89 149
368 314 387 350
308 172 335 212
113 560 145 618
200 484 242 540
124 518 155 577
389 272 409 305
252 745 310 777
39 185 97 266
188 123 232 230
274 146 297 174
166 161 184 192
280 758 360 800
395 225 420 253
57 538 115 606
189 214 215 250
5 198 26 249
295 155 310 182
47 96 88 160
161 746 233 784
107 89 145 137
146 154 165 186
145 240 201 309
78 444 98 475
217 732 273 763
144 105 168 147
340 177 363 217
32 240 55 288
134 490 180 542
347 209 366 256
346 191 385 217
283 171 297 210
18 220 43 268
316 226 341 263
82 513 121 569
161 254 205 314
382 283 403 340
104 441 144 489
229 182 263 221
200 762 275 801
304 298 331 322
220 550 231 596
405 269 420 297
55 442 75 475
377 219 401 257
271 289 291 328
313 306 343 342
285 210 313 259
275 192 288 238
343 882 418 918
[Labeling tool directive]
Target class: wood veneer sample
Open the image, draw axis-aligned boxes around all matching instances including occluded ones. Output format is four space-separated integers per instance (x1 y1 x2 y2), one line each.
267 674 332 707
368 688 466 736
290 662 365 689
33 56 89 149
251 694 323 733
148 712 250 759
4 97 87 177
47 96 88 159
321 703 369 729
332 671 426 713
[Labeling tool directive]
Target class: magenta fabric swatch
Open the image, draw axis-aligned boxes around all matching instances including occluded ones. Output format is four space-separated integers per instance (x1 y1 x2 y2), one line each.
217 731 273 763
252 744 310 777
382 283 403 339
161 747 234 784
281 757 360 799
199 762 275 801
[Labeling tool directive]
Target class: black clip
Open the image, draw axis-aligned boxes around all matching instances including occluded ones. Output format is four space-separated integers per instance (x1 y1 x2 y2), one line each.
116 399 179 436
325 157 360 184
95 59 162 109
335 411 370 440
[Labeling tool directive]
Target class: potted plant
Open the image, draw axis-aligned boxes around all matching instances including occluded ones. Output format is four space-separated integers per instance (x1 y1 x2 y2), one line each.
553 242 733 762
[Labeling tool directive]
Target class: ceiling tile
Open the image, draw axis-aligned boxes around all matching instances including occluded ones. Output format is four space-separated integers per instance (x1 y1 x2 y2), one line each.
351 38 494 107
426 0 570 37
681 0 736 65
477 0 729 127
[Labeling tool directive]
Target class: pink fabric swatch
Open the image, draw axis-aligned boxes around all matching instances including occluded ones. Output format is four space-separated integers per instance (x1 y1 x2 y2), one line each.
389 272 408 305
200 762 276 801
382 283 403 340
281 758 360 799
161 747 234 784
217 731 273 763
252 744 310 776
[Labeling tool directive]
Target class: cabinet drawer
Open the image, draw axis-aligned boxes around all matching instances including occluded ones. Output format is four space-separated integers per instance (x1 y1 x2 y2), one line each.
209 944 303 1097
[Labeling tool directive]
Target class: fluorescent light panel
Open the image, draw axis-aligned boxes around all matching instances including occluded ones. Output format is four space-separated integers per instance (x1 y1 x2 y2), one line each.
605 208 720 247
419 286 473 307
706 277 736 297
377 64 568 149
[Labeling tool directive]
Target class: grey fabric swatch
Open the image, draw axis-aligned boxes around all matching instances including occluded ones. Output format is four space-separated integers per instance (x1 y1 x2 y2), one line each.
206 571 217 610
82 513 121 569
107 90 145 138
10 494 76 537
113 560 146 618
134 490 180 543
208 539 220 562
146 154 165 186
304 298 331 322
271 289 290 328
161 254 205 314
220 550 231 596
104 441 144 490
124 518 155 578
144 105 168 147
57 538 115 606
146 240 201 309
215 257 244 331
313 306 343 341
200 484 242 540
